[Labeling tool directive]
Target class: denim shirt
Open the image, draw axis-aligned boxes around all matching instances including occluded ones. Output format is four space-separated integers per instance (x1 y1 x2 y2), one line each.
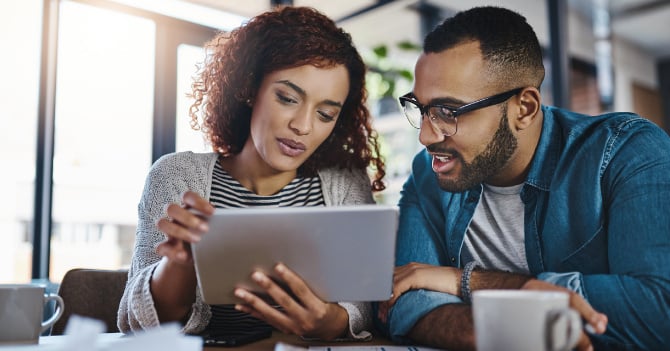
381 106 670 350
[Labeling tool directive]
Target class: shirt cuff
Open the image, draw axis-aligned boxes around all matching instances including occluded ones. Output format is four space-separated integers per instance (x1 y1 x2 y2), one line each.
388 289 462 343
536 271 586 298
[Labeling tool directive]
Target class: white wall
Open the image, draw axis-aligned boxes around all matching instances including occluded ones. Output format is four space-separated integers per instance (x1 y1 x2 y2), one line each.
353 0 660 114
568 6 658 113
612 38 658 113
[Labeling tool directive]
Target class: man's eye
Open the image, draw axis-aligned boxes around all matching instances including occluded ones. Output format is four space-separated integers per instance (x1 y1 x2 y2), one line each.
433 106 455 120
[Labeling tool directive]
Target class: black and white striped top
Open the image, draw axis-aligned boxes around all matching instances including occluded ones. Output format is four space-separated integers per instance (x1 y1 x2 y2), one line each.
209 160 325 208
204 160 325 336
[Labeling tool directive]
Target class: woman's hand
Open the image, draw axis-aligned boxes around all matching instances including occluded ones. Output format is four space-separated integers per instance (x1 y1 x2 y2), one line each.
378 262 460 323
155 191 215 265
234 263 349 340
151 191 215 322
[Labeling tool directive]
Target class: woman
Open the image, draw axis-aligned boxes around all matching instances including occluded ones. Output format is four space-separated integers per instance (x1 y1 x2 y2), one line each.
117 6 385 341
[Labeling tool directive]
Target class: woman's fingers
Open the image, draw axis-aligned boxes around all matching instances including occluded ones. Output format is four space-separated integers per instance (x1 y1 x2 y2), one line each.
237 267 347 339
155 192 214 263
156 214 202 243
155 237 191 264
251 270 306 318
272 263 321 311
181 191 215 216
165 203 209 235
234 281 301 334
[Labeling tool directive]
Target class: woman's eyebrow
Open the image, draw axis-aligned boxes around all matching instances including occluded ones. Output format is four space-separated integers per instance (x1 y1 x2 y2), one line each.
275 80 305 97
275 79 343 108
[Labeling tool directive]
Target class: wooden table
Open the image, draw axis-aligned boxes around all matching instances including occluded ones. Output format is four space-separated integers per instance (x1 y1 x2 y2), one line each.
19 331 394 351
206 331 394 351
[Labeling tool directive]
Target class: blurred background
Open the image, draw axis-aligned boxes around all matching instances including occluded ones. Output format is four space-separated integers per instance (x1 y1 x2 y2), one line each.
1 0 668 284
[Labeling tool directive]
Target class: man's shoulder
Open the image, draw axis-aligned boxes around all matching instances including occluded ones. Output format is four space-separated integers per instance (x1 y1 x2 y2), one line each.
546 105 654 133
544 106 670 173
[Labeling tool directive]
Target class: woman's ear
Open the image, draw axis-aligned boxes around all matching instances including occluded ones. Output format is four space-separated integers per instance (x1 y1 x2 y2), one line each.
514 87 541 131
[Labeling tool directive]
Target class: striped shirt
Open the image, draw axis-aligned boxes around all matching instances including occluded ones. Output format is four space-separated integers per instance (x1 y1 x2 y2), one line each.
204 159 325 336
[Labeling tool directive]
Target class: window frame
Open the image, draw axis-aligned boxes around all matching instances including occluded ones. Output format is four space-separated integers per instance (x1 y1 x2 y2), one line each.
33 0 217 279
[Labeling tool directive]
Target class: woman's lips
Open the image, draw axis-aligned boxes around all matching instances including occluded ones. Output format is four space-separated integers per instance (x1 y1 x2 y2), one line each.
278 138 306 157
431 153 456 174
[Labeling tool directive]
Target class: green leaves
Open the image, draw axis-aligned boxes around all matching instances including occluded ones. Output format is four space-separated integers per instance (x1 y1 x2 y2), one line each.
365 41 420 99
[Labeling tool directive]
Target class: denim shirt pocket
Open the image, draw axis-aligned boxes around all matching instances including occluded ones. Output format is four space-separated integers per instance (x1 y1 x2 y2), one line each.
559 224 608 273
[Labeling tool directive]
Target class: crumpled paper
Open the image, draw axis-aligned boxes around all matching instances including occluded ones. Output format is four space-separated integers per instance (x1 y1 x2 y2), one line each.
14 315 202 351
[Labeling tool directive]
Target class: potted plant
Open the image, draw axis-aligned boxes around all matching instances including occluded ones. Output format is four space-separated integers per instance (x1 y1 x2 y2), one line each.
365 40 421 116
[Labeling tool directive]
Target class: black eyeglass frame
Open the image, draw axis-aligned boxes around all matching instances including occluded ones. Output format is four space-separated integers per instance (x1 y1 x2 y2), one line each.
398 87 524 136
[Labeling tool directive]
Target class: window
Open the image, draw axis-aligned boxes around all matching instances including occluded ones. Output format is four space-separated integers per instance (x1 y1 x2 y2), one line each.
50 1 155 281
0 0 43 283
176 44 209 153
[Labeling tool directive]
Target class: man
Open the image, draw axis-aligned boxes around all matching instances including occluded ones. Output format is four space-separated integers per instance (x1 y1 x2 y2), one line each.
376 6 670 351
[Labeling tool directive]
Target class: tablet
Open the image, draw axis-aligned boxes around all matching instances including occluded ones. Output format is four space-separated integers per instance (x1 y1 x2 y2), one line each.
191 205 398 305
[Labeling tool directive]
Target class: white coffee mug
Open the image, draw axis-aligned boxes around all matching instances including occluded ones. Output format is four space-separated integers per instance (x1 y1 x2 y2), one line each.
473 290 581 351
0 284 64 344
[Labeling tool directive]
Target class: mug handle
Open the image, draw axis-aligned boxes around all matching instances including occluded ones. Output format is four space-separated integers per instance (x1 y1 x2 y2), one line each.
546 308 582 351
42 293 65 332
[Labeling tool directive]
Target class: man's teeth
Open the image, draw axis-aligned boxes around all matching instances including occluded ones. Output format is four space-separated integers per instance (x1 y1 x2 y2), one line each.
435 155 451 162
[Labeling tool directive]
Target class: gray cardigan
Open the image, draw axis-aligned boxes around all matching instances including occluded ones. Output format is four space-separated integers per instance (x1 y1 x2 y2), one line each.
117 151 375 339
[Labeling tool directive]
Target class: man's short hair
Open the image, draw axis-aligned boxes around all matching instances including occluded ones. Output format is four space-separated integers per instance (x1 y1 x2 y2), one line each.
424 6 545 89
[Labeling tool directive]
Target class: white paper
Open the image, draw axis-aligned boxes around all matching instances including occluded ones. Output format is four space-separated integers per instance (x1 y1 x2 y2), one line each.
274 342 445 351
1 315 203 351
308 347 443 351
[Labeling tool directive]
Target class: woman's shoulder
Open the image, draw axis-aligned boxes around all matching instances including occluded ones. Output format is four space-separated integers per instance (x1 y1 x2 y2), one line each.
152 151 218 170
148 151 219 180
318 166 368 182
318 166 373 205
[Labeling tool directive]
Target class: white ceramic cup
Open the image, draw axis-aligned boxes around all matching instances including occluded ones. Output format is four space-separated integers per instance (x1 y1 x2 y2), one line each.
473 290 581 351
0 284 64 344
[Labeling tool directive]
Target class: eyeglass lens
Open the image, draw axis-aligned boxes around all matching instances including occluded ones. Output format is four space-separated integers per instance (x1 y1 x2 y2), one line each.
402 101 457 136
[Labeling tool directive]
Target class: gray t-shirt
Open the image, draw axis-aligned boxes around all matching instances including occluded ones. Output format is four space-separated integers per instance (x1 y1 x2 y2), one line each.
462 183 529 274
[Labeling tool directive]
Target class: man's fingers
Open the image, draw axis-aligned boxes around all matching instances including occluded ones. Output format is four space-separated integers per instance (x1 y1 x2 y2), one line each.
574 331 594 351
569 293 608 334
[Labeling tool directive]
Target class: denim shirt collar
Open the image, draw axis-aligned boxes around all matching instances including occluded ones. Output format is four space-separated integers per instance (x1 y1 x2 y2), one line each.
524 105 562 192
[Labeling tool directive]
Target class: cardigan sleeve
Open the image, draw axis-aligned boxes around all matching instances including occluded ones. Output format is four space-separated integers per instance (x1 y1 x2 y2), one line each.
117 152 215 334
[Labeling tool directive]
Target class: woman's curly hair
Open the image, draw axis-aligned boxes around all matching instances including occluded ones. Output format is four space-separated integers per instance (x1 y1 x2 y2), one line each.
189 6 385 191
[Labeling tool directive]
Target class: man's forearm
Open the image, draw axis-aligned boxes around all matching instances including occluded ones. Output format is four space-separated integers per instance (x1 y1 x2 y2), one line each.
407 303 475 351
469 269 532 291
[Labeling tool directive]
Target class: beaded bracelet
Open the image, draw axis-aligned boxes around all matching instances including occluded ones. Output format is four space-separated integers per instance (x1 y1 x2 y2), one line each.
460 261 481 304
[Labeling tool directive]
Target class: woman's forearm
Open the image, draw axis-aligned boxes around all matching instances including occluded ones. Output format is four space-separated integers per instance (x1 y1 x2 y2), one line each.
150 256 198 323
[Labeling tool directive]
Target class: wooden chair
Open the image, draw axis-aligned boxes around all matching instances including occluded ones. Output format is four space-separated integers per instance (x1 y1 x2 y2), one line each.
50 268 128 335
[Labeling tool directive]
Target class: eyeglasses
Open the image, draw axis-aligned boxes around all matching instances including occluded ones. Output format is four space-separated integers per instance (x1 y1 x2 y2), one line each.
398 87 524 136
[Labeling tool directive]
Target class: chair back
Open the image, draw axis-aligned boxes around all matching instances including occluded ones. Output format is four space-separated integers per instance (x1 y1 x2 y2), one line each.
50 268 128 335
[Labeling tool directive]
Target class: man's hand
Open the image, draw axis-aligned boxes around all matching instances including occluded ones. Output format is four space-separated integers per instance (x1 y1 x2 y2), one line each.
522 279 608 351
378 262 460 323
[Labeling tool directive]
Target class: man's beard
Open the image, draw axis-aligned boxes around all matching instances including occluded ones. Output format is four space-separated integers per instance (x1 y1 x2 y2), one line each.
436 104 518 192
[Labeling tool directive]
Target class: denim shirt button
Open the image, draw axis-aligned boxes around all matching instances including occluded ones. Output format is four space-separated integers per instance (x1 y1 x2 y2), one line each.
451 257 456 262
467 196 477 203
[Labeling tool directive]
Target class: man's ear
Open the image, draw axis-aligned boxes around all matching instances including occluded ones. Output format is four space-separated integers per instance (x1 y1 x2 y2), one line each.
513 87 541 131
